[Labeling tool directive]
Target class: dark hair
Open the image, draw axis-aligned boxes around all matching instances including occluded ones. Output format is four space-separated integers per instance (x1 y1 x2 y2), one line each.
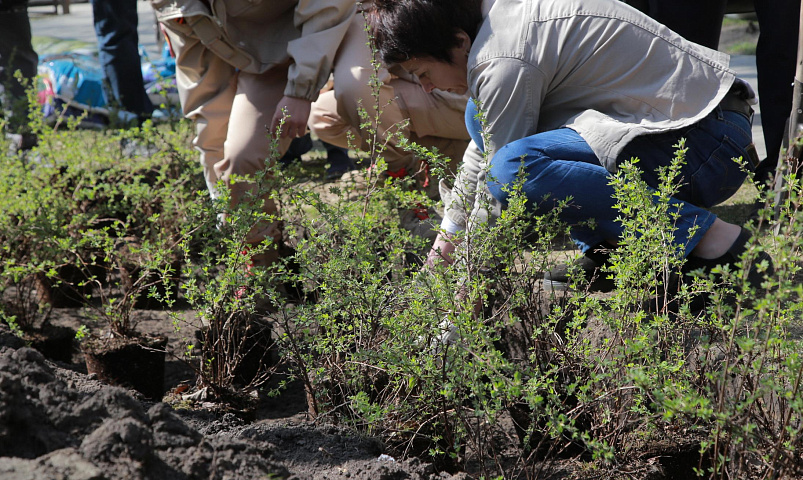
367 0 484 65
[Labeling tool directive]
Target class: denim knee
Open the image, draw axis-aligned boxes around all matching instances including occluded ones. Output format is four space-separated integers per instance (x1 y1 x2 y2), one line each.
486 146 529 207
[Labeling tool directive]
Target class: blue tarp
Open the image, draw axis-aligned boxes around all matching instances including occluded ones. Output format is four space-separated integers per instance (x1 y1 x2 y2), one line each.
37 43 177 126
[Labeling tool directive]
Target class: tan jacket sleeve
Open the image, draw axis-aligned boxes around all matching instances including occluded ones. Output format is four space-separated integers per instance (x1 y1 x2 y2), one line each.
285 0 356 101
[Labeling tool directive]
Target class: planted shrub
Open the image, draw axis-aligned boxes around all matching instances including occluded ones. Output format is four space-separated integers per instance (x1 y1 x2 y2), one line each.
0 90 199 338
263 110 803 480
166 129 293 404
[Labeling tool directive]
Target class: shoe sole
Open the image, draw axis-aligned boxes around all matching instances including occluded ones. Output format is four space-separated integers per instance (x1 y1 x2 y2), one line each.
542 277 615 293
542 279 570 292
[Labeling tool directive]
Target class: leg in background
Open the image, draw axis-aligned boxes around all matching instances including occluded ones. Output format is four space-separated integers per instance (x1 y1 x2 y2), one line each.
91 0 154 119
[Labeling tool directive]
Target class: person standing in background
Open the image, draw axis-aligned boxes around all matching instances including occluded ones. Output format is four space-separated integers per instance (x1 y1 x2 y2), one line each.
91 0 154 123
623 0 800 189
0 0 39 150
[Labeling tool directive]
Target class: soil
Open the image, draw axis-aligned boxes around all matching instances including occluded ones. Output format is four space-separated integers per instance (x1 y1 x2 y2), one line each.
719 16 761 54
0 303 708 480
0 320 457 480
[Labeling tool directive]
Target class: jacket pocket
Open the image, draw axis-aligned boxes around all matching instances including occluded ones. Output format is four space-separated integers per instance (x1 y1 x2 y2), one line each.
223 0 265 17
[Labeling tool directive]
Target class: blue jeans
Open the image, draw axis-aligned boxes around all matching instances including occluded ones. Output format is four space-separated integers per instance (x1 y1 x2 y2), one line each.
91 0 153 117
467 101 753 256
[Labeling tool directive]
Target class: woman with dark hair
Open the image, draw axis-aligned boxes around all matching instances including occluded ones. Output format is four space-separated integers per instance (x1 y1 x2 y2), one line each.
369 0 773 295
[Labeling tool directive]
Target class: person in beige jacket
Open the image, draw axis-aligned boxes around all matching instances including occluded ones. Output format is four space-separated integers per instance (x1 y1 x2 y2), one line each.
152 0 354 265
308 5 470 198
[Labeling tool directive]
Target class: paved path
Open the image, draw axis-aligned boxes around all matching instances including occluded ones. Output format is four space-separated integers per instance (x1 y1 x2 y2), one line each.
29 0 161 58
730 54 765 160
27 1 768 159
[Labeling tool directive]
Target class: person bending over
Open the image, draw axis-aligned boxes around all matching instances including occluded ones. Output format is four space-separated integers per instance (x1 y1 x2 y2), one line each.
308 5 470 198
152 0 354 268
368 0 773 300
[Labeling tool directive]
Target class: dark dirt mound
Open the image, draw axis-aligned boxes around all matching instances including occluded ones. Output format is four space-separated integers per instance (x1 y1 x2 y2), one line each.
0 323 454 480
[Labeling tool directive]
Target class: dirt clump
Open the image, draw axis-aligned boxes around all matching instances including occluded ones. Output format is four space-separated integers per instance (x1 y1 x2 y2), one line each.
0 322 454 479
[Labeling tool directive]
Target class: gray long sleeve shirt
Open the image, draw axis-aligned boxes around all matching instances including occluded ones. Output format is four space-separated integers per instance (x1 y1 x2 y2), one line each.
441 0 739 234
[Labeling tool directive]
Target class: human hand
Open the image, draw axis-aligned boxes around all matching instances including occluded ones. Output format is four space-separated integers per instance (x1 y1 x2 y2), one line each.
423 232 457 270
271 96 312 139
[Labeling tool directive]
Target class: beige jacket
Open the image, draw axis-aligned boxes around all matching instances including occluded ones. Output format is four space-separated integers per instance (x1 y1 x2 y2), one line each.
151 0 355 101
442 0 738 234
